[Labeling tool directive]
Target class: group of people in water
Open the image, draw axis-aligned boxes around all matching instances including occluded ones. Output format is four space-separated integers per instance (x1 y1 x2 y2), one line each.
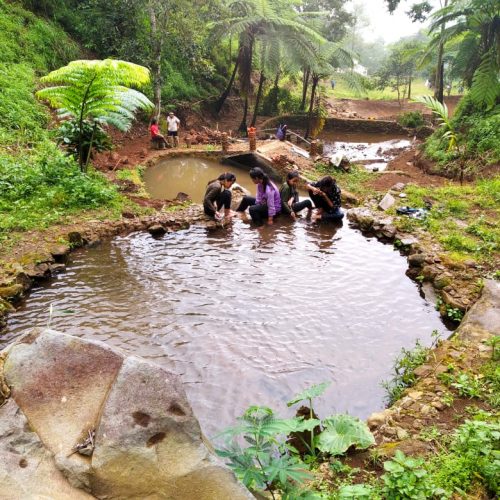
203 167 344 226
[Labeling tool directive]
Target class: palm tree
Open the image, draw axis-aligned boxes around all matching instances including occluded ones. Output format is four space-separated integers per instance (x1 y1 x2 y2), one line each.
37 59 153 171
427 0 499 108
214 0 322 131
304 42 354 138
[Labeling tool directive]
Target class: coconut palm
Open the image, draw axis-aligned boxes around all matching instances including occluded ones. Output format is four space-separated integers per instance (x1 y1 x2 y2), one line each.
37 59 153 171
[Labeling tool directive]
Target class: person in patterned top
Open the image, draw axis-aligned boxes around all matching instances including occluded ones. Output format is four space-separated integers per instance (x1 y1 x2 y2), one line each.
307 175 344 222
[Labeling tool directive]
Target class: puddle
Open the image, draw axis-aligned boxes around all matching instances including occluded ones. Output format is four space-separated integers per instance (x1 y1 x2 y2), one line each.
2 220 448 436
143 157 255 201
321 131 412 171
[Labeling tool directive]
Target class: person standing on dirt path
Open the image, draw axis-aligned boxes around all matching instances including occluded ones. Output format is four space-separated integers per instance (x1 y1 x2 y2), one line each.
166 111 181 147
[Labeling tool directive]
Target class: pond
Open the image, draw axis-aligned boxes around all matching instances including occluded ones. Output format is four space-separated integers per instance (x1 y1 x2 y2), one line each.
2 215 448 436
320 131 411 171
143 157 255 201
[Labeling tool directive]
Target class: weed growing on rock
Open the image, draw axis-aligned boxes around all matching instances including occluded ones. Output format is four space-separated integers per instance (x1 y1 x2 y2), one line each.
381 335 439 406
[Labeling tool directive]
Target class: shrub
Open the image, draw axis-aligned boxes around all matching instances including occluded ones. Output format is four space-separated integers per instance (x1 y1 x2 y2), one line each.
397 111 425 128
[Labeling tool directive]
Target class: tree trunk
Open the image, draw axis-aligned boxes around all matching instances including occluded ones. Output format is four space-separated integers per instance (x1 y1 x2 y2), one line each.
149 3 163 121
301 67 310 112
305 75 319 139
251 71 266 127
238 96 249 135
215 53 240 114
407 72 412 99
270 70 280 115
434 0 448 104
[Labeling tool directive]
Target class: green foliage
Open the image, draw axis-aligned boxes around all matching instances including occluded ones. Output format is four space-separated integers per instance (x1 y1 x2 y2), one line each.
261 87 303 116
422 95 500 177
382 337 433 405
317 415 375 455
37 59 153 170
216 406 315 497
217 384 375 498
428 419 500 497
0 147 121 236
288 382 330 408
0 0 79 71
56 118 113 161
382 450 435 499
0 1 125 241
338 483 375 499
397 111 425 128
439 370 485 399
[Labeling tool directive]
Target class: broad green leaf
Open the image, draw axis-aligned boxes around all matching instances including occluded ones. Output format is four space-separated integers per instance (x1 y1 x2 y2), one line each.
338 484 373 499
316 414 375 455
287 382 331 406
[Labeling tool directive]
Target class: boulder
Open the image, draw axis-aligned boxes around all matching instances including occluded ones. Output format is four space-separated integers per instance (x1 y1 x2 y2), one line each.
0 399 93 500
1 329 252 500
3 329 125 491
91 356 251 499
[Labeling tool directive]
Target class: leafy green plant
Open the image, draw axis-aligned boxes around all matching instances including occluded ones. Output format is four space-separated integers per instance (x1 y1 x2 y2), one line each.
485 335 500 362
397 111 425 129
439 371 484 399
36 59 153 170
382 338 431 405
338 483 375 499
317 415 375 456
216 406 316 498
287 382 330 457
415 95 470 184
56 118 113 161
382 450 435 499
428 419 500 497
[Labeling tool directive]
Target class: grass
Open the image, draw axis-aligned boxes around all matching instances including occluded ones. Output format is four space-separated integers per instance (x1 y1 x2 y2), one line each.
324 77 440 101
0 1 128 246
394 178 500 264
311 162 373 196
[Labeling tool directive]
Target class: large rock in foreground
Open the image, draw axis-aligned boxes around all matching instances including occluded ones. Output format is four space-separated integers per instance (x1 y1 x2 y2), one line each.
1 329 252 500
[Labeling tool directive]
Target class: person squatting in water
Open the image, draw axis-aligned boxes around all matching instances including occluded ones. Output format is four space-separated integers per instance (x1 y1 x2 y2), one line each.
203 172 237 221
208 167 344 226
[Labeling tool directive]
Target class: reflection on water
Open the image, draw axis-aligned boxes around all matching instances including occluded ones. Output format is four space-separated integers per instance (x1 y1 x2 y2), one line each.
321 131 411 171
143 157 255 200
2 220 448 436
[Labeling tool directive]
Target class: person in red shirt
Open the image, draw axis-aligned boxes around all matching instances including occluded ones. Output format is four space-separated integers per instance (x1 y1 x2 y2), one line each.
149 118 169 149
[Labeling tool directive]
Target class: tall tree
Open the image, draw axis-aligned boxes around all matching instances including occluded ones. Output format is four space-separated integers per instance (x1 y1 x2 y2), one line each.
214 0 322 129
427 0 500 108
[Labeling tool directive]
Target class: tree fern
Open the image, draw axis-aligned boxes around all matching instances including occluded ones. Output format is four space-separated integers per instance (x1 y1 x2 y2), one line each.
36 59 153 170
470 50 500 109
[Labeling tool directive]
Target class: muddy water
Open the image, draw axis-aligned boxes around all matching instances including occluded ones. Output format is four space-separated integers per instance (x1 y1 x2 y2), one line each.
143 157 255 200
321 131 411 171
2 220 447 436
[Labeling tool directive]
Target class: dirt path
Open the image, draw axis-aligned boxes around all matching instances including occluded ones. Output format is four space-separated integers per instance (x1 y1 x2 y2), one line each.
327 95 461 120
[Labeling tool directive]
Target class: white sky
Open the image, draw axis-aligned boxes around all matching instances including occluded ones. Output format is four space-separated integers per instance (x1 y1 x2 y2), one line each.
346 0 442 44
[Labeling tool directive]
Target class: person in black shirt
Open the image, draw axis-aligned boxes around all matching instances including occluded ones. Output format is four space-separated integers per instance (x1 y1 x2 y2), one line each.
308 175 344 222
